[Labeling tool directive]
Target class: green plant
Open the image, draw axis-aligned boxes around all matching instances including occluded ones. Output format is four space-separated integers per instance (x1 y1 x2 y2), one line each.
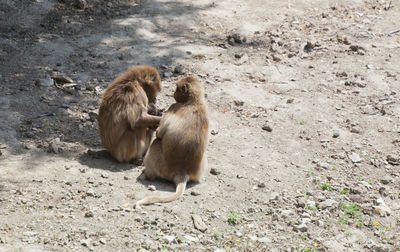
307 205 318 211
338 201 364 228
227 211 241 225
340 189 350 195
299 120 307 125
320 182 333 191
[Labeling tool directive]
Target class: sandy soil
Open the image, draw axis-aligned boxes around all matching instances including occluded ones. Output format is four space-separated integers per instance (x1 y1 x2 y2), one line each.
0 0 400 251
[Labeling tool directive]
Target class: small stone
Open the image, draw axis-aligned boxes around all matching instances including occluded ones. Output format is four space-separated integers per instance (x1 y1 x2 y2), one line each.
319 199 337 209
85 211 94 218
304 41 314 53
373 198 391 216
272 54 281 62
99 238 106 245
350 127 361 134
262 125 272 132
184 235 198 242
86 188 96 197
37 76 53 87
386 155 399 165
101 172 109 179
148 185 156 191
269 192 279 202
286 98 294 104
174 65 186 75
123 176 129 180
293 223 308 232
258 182 266 188
81 238 91 247
163 235 175 244
281 209 295 220
233 100 244 106
332 132 340 138
296 198 306 208
192 214 207 232
190 191 200 196
211 129 219 135
349 152 363 163
49 138 62 154
163 71 173 78
210 168 220 175
51 72 73 84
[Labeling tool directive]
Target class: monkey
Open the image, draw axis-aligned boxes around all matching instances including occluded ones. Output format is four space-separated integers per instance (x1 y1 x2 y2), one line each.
135 77 209 208
98 65 162 163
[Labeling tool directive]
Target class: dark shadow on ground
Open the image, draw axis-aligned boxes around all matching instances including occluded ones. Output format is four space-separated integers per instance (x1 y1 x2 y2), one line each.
0 0 214 170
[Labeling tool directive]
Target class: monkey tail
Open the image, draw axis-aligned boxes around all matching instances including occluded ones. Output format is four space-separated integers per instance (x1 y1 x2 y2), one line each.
135 176 188 209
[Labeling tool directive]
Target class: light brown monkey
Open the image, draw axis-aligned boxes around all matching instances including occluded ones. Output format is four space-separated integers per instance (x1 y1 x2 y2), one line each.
135 77 209 208
98 65 162 163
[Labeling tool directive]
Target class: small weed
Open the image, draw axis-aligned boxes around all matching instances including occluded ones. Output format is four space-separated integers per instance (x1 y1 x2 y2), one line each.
227 211 241 225
300 234 307 240
307 205 318 211
320 182 333 191
338 201 364 228
345 231 353 237
332 166 337 170
367 180 373 185
340 189 350 195
299 120 307 125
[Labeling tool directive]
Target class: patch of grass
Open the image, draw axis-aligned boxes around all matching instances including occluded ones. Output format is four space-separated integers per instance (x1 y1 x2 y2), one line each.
320 182 333 191
340 189 350 195
299 120 307 125
338 201 364 228
345 231 352 237
300 234 307 240
307 205 318 211
227 211 241 225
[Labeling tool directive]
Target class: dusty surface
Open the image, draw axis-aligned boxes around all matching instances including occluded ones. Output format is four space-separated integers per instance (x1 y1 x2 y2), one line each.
1 0 400 251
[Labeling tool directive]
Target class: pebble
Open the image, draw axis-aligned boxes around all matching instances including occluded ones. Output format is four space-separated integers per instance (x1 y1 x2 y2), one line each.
258 182 266 188
163 71 173 78
233 100 244 106
192 214 207 232
319 199 337 209
174 65 186 75
148 185 156 191
210 168 221 175
386 155 399 165
332 132 340 138
99 238 106 245
101 172 109 179
269 192 280 202
85 211 94 218
262 125 272 132
293 223 308 232
349 152 363 163
280 209 295 220
162 235 175 244
51 72 73 84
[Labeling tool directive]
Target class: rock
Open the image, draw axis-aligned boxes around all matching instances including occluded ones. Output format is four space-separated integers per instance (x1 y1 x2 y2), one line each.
210 168 220 175
286 98 294 104
192 214 207 232
262 125 272 132
350 127 361 133
373 244 390 252
349 152 363 163
373 198 391 216
49 138 62 154
163 71 173 78
296 198 306 208
174 65 186 75
269 192 280 202
85 211 94 218
319 199 337 209
280 209 295 220
73 0 87 9
258 182 266 188
386 155 399 165
99 238 106 245
233 100 244 106
349 195 365 203
293 223 307 232
162 235 175 244
332 132 340 138
148 185 156 191
211 129 219 135
51 72 73 84
214 249 226 252
236 53 249 65
88 110 98 122
81 238 91 247
304 41 315 53
190 191 200 196
380 177 392 185
36 76 53 87
184 235 198 242
101 172 109 179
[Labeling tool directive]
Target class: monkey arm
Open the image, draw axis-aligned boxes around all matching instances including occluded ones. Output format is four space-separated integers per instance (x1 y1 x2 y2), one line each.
135 114 162 128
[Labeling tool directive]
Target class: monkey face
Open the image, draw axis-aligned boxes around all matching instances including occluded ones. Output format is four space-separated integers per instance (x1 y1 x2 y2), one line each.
139 67 161 103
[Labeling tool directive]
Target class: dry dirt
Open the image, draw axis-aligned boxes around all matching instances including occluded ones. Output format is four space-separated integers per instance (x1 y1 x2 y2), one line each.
1 0 400 251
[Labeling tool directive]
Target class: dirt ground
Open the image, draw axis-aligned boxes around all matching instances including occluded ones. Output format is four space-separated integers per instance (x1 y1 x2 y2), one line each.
1 0 400 251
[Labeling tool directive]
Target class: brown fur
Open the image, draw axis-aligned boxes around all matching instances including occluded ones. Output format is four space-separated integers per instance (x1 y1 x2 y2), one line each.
98 65 162 163
135 77 209 208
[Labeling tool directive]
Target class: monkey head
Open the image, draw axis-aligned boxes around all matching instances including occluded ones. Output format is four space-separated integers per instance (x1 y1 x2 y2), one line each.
174 77 203 103
134 65 162 103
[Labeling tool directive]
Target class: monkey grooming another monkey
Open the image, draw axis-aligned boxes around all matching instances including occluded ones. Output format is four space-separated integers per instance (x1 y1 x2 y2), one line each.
98 65 162 163
135 77 209 208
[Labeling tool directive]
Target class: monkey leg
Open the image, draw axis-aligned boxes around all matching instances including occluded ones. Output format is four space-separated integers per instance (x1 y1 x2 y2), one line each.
143 138 169 181
112 128 149 163
190 153 208 182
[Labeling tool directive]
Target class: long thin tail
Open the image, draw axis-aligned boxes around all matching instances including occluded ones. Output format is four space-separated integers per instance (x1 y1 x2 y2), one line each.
135 179 187 209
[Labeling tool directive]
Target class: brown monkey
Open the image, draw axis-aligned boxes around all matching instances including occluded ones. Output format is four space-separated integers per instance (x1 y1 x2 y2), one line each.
135 77 209 208
98 65 162 163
